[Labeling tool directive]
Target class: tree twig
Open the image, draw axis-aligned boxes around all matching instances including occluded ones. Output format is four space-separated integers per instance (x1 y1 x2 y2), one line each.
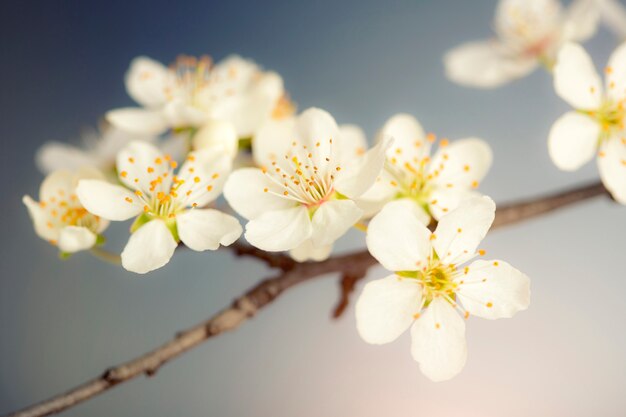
3 181 610 417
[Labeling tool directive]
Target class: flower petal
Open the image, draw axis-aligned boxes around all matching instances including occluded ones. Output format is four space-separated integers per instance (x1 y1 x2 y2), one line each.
177 209 242 251
244 206 312 251
456 259 530 320
355 274 423 344
58 226 97 253
548 112 599 171
76 180 143 221
39 170 75 202
366 199 432 272
35 142 97 174
410 297 467 382
605 41 626 102
23 195 58 241
428 188 480 221
162 99 208 128
125 56 169 108
175 148 232 208
429 138 492 190
598 136 626 204
310 199 362 247
252 117 296 168
443 40 537 88
432 196 495 265
553 43 603 110
334 136 392 199
379 114 430 165
106 108 168 136
289 239 333 262
295 108 340 166
121 219 177 274
192 119 239 159
116 141 172 194
562 0 600 42
223 168 295 220
596 0 626 39
336 124 368 166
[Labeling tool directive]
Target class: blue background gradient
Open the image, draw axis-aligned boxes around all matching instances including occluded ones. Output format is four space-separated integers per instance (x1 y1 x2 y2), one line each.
1 1 625 416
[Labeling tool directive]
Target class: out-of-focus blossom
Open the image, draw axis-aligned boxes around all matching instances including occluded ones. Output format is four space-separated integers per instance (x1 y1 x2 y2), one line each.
223 108 389 262
23 169 109 253
548 42 626 203
359 114 492 222
444 0 600 88
356 196 530 381
76 141 241 274
106 55 291 138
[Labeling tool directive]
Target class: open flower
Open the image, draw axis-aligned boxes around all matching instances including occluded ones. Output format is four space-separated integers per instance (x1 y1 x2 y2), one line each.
356 196 530 381
359 114 492 222
23 169 109 254
107 54 290 138
223 108 389 262
76 141 241 274
444 0 600 88
548 42 626 203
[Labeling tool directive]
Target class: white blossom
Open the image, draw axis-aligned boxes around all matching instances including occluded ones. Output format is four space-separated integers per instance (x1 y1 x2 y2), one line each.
355 196 530 381
76 141 242 274
23 168 109 253
106 55 291 138
548 42 626 204
359 114 492 222
223 108 389 261
444 0 600 88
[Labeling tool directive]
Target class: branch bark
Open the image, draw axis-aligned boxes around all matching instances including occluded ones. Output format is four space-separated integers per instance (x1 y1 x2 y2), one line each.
3 181 609 417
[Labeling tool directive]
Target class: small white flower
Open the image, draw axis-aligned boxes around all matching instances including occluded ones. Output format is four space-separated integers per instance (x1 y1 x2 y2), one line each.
76 141 242 274
356 196 530 382
594 0 626 40
223 108 389 261
106 55 290 138
444 0 600 88
36 126 154 175
23 169 109 253
359 114 492 222
548 42 626 204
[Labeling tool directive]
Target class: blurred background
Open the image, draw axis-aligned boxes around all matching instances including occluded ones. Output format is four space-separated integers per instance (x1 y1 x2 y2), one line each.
1 0 625 416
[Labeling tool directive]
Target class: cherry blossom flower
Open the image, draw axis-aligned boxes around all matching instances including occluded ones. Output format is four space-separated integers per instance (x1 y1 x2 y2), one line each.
444 0 600 88
76 141 241 274
355 196 530 381
106 55 291 138
23 168 109 254
358 114 492 222
223 108 389 262
548 42 626 203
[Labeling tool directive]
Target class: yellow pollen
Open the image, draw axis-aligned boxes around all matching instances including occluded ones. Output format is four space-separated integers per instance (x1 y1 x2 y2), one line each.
170 161 178 169
147 167 154 173
283 191 289 196
457 228 462 233
478 249 486 256
263 188 268 193
430 234 437 241
143 205 149 212
493 261 499 266
125 197 133 203
154 158 163 165
471 180 479 188
486 302 493 308
440 138 449 147
427 133 436 143
120 171 128 178
463 165 470 172
194 176 201 183
435 323 441 329
187 155 196 162
413 313 421 319
192 203 198 207
212 173 219 179
128 157 135 163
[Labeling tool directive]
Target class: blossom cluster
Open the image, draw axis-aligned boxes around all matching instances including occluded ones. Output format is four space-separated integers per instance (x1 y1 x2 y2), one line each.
26 0 626 382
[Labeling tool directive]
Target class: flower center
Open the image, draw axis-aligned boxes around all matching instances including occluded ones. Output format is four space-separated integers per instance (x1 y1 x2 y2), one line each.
166 55 213 108
262 139 340 207
588 99 626 136
398 258 461 307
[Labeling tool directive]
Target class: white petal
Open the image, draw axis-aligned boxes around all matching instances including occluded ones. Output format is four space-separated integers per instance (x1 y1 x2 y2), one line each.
177 209 242 251
58 226 97 253
443 40 537 88
39 170 75 202
289 239 333 262
76 180 142 221
598 136 626 204
378 114 430 165
553 43 603 110
597 0 626 39
116 141 172 194
495 0 563 43
605 41 626 102
428 188 480 221
366 199 432 272
106 108 168 136
35 142 96 174
548 112 599 171
162 99 208 128
356 171 399 217
562 0 600 42
410 297 467 382
335 136 392 199
223 168 295 220
310 199 362 247
336 124 368 167
456 259 531 319
121 219 177 274
295 108 340 166
175 148 232 208
244 206 312 251
23 195 58 241
433 196 495 265
125 56 169 107
192 119 238 159
251 117 296 168
429 138 492 190
355 274 423 344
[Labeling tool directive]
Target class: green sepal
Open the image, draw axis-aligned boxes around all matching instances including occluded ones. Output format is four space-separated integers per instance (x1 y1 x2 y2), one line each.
238 136 253 151
130 213 152 233
95 234 106 246
58 251 72 260
165 218 180 242
396 271 418 279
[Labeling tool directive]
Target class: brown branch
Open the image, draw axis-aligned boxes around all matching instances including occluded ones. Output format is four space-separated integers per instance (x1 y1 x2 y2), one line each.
3 181 609 417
